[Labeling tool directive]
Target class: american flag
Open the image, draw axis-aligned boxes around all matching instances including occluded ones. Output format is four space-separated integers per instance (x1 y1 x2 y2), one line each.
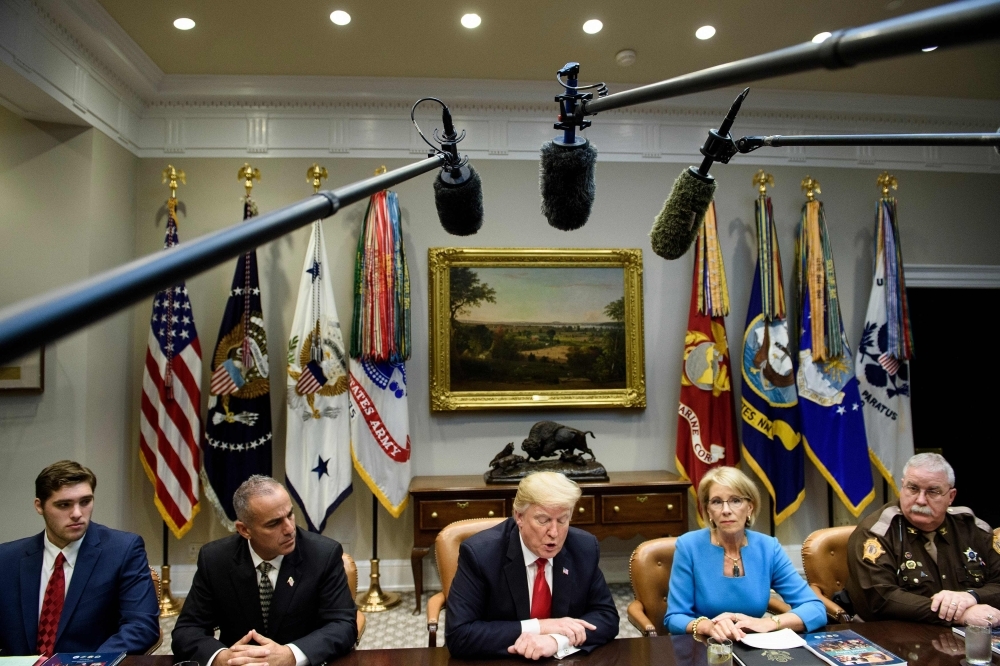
139 203 202 539
878 352 901 376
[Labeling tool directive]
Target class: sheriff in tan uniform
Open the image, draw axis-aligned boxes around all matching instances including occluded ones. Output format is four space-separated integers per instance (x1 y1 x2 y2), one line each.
846 454 1000 626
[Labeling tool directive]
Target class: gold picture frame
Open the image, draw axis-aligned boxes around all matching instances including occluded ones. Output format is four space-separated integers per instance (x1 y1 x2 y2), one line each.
0 347 44 394
429 247 645 411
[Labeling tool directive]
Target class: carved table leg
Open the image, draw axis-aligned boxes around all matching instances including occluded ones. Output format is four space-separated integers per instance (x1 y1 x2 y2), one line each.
411 546 430 615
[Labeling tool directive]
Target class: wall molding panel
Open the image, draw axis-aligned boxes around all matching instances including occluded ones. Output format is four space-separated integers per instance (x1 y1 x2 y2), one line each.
905 264 1000 289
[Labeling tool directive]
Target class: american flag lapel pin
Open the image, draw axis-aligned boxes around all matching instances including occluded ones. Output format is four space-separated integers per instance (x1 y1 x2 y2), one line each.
288 576 295 587
563 568 569 575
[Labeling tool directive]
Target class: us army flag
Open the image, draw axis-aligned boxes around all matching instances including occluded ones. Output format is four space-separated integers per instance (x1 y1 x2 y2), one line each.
286 221 352 532
676 202 738 520
795 198 874 516
350 190 412 517
741 191 804 525
856 195 913 493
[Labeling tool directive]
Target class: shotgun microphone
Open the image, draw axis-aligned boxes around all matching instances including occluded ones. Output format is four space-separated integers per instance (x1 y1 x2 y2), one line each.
412 98 484 236
650 88 749 259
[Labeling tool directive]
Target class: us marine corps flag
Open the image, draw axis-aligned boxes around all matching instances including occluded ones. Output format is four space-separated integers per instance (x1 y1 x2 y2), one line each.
202 173 272 528
856 174 914 494
286 220 352 532
793 178 874 517
741 172 804 526
349 189 412 517
676 201 738 520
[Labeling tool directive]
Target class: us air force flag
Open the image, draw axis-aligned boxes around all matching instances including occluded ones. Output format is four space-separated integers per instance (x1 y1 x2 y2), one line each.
286 221 352 532
202 198 272 528
856 196 913 493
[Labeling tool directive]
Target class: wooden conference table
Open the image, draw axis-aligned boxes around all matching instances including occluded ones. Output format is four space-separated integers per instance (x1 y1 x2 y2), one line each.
129 621 990 666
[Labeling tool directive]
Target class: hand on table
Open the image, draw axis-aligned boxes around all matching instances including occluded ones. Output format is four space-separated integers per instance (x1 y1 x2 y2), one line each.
958 603 1000 627
220 632 267 666
537 617 596 646
930 590 977 623
508 633 559 660
706 614 747 641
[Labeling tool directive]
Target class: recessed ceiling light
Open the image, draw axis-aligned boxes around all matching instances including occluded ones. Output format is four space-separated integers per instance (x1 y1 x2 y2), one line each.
922 45 938 52
329 10 351 25
583 19 603 34
695 25 716 40
812 31 832 43
173 18 195 30
461 13 481 29
616 49 636 67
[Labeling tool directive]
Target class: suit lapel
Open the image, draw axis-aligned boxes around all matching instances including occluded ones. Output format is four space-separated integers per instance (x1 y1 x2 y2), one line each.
20 533 45 651
502 524 530 620
230 539 264 632
551 548 571 618
58 527 101 643
267 535 302 636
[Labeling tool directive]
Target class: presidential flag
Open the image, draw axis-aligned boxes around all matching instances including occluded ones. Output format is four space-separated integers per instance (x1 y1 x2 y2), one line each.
741 187 804 526
794 197 874 516
350 190 412 517
139 197 202 538
856 188 914 493
286 220 352 532
676 202 738 520
202 197 273 528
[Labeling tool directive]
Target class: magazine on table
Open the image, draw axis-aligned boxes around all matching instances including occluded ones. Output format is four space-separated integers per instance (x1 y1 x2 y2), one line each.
802 630 907 666
41 653 126 666
953 626 1000 655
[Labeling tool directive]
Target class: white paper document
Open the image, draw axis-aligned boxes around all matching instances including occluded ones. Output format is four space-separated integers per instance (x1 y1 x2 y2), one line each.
740 628 808 650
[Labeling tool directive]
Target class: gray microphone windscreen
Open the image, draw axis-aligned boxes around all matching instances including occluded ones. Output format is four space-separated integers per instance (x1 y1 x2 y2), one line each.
650 169 716 260
539 140 597 231
434 165 483 236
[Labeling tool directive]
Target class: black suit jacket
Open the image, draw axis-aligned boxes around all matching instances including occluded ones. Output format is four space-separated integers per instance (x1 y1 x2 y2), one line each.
171 529 357 665
444 517 619 659
0 523 159 655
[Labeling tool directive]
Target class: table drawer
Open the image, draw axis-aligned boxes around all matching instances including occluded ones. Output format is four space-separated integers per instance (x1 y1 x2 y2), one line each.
601 492 683 523
572 496 596 525
419 499 506 530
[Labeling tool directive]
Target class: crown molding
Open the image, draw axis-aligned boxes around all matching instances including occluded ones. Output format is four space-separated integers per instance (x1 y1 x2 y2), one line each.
904 264 1000 289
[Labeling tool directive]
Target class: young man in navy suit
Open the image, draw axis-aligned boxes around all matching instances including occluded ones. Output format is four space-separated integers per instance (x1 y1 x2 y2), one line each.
0 461 160 656
445 472 619 659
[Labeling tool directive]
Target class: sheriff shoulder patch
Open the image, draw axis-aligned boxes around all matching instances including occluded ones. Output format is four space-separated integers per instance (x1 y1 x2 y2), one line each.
863 537 886 563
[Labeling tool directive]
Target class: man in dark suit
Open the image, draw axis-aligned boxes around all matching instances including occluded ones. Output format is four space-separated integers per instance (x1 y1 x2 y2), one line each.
172 475 357 666
0 460 160 656
445 472 619 659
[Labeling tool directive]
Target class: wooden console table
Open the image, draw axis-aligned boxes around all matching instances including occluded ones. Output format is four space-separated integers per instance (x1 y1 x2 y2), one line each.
408 470 691 614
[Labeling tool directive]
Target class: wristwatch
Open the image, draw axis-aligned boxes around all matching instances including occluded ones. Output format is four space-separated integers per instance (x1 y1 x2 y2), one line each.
967 589 981 604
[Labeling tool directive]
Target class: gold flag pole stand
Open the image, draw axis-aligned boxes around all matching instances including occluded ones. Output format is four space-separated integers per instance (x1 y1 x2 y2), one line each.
157 164 187 618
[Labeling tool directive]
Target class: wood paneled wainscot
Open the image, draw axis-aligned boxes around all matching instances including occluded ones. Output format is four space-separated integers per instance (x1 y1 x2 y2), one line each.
408 471 690 613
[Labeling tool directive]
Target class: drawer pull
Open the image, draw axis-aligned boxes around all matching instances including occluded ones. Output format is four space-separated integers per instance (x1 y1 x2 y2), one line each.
578 506 585 514
488 510 495 517
457 502 469 509
613 506 620 513
431 512 438 519
667 504 674 510
636 496 648 503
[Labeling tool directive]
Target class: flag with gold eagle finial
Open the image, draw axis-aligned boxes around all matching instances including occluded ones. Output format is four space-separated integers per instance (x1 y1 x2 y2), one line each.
286 220 352 532
675 201 739 521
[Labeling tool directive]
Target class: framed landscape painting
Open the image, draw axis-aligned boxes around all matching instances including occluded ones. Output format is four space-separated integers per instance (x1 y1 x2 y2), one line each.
429 248 645 411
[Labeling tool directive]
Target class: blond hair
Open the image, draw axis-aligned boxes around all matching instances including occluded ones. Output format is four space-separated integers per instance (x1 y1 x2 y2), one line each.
698 466 762 528
512 472 581 514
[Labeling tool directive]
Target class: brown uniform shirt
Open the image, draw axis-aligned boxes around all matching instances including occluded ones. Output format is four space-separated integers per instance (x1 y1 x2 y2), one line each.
846 502 1000 623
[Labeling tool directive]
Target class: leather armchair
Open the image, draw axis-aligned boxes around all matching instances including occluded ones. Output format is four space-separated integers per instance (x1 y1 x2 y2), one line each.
801 525 856 623
342 552 366 645
626 537 677 636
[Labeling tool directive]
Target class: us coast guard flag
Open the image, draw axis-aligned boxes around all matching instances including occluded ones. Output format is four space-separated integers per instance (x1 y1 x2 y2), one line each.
286 221 352 532
856 196 914 492
741 193 804 525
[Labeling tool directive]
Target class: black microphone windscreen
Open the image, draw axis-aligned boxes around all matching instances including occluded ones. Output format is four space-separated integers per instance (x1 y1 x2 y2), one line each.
539 140 597 231
650 169 716 260
434 165 483 236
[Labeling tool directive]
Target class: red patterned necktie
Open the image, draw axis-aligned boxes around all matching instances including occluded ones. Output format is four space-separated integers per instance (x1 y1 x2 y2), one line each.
37 552 66 657
530 558 552 619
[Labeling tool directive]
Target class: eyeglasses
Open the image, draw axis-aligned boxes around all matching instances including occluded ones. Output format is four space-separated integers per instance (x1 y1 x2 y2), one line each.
901 482 951 499
708 497 749 510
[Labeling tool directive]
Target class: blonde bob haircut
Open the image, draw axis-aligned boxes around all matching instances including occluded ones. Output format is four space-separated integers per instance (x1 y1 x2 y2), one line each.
512 472 582 515
698 466 762 528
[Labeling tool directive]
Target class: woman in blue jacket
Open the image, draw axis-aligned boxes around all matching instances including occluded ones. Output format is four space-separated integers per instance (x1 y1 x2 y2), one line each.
665 466 826 640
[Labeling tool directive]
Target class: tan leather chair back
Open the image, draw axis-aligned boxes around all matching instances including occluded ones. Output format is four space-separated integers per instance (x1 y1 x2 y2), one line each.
436 517 505 599
342 552 358 601
149 566 162 605
628 537 677 635
801 525 855 598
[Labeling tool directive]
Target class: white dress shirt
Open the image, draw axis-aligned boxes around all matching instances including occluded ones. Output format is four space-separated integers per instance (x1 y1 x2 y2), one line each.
39 531 85 618
517 534 578 659
206 542 308 666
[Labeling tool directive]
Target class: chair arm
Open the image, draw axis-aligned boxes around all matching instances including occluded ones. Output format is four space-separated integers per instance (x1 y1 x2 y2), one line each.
627 600 659 637
427 592 445 648
767 592 792 615
809 584 851 624
356 610 366 646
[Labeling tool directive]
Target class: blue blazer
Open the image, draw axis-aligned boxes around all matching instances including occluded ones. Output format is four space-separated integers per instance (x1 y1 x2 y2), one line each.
0 523 160 655
665 528 826 634
444 517 619 659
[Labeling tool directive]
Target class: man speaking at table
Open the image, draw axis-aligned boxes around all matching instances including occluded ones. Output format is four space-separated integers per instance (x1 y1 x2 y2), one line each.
847 453 1000 626
445 472 619 659
172 476 357 666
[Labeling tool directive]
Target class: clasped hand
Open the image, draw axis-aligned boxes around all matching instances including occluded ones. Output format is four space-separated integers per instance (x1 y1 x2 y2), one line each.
507 617 596 660
221 630 296 666
929 590 977 623
702 614 777 641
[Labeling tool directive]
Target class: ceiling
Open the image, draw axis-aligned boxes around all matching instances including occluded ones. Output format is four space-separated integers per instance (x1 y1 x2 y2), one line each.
96 0 1000 99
